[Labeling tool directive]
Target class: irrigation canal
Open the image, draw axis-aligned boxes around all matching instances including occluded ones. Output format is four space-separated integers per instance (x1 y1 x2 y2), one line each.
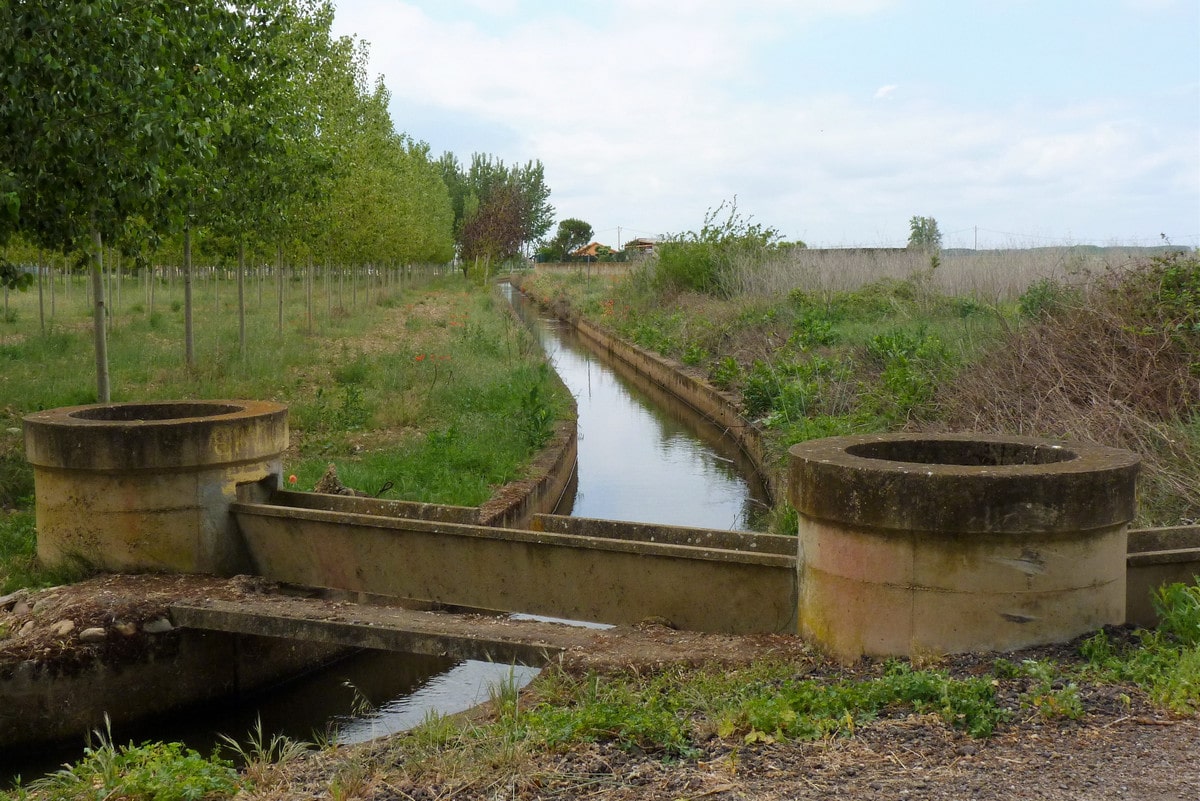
9 284 769 783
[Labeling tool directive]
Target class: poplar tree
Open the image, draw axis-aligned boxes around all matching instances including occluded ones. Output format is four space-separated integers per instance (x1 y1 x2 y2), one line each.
0 0 246 400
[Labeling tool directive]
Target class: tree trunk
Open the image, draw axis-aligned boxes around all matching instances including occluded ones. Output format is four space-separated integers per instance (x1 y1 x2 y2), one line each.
37 250 45 334
114 251 121 320
306 255 313 334
90 227 111 403
276 244 284 334
238 237 247 359
183 226 195 369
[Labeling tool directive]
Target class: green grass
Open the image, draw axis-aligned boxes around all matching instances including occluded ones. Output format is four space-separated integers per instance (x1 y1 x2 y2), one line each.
6 728 241 800
512 658 1008 758
0 267 568 586
1079 581 1200 715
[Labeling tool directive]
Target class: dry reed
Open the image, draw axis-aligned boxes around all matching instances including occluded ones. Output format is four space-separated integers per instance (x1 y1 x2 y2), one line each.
727 246 1148 302
929 257 1200 524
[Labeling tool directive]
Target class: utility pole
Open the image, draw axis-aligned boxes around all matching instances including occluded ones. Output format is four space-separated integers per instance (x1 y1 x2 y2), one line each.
617 226 622 250
974 226 978 250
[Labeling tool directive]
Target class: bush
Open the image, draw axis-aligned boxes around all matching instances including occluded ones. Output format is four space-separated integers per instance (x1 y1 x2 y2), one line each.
935 251 1200 526
1018 277 1078 318
653 199 779 296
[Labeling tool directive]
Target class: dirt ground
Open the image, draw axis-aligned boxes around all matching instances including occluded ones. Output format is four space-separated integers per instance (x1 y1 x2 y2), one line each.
2 574 1198 799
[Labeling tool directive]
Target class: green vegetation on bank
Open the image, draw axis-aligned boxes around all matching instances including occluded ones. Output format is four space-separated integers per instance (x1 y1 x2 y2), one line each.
0 270 567 593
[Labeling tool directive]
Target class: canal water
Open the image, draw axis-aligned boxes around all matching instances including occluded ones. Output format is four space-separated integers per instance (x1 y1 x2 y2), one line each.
4 282 768 786
502 282 770 529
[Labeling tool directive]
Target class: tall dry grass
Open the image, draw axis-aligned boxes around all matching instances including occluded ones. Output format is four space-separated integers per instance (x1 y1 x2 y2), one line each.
929 253 1200 525
725 246 1150 302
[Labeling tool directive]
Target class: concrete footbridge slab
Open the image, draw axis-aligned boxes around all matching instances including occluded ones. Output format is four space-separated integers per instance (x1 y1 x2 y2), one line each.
167 589 819 674
169 595 605 667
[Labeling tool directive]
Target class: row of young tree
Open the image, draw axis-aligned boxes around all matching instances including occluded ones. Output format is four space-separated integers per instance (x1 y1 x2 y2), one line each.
0 0 553 399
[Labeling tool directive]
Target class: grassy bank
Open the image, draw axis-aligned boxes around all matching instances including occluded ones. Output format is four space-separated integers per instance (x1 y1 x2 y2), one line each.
0 268 568 592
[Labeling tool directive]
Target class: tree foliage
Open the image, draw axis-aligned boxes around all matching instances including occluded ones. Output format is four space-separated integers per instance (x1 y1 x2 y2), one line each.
440 153 554 264
459 184 527 269
0 0 469 396
655 198 780 296
907 216 943 252
540 218 594 262
0 0 247 251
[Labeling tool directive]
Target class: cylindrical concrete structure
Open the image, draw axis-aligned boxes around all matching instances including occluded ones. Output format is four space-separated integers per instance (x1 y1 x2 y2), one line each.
788 433 1139 660
24 400 288 575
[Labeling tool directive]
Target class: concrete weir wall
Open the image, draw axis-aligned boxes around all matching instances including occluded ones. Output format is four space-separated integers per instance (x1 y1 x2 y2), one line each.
233 500 798 634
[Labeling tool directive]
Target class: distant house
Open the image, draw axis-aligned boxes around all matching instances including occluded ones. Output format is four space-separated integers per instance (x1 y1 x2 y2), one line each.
623 237 658 255
570 241 613 260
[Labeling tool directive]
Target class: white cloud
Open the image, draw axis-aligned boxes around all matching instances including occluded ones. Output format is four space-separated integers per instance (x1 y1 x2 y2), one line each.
331 1 1200 247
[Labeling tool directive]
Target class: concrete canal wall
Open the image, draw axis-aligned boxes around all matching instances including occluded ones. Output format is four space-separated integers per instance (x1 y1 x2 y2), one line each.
232 500 798 634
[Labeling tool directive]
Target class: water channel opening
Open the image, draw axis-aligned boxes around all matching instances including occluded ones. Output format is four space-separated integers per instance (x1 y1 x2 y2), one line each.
1 648 539 790
67 401 245 421
844 438 1077 467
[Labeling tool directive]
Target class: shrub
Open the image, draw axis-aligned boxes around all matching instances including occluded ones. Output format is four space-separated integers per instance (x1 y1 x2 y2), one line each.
1018 277 1078 319
654 199 779 296
709 355 741 390
935 251 1200 526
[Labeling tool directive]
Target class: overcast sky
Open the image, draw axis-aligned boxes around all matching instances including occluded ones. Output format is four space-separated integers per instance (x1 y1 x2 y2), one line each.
330 0 1199 250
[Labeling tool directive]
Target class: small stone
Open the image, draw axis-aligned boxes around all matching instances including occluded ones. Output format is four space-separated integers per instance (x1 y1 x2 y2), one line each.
51 619 75 636
956 744 978 757
32 596 58 615
79 627 107 643
142 617 174 634
114 621 138 637
19 621 34 637
12 600 31 617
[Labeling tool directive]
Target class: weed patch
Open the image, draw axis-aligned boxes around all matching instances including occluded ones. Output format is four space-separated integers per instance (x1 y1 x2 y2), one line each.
15 727 240 800
1080 581 1200 715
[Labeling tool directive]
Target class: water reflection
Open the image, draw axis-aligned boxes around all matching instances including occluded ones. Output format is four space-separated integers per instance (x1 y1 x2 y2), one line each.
503 283 769 531
334 660 540 744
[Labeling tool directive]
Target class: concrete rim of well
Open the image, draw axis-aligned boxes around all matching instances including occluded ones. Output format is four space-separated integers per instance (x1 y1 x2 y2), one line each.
23 399 289 472
788 432 1141 535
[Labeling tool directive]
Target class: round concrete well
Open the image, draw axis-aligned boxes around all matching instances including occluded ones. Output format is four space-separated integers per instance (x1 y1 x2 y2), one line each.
24 400 288 575
788 433 1139 660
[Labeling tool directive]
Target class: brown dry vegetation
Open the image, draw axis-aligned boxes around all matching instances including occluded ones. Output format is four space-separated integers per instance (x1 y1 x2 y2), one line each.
930 255 1200 523
724 245 1144 301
